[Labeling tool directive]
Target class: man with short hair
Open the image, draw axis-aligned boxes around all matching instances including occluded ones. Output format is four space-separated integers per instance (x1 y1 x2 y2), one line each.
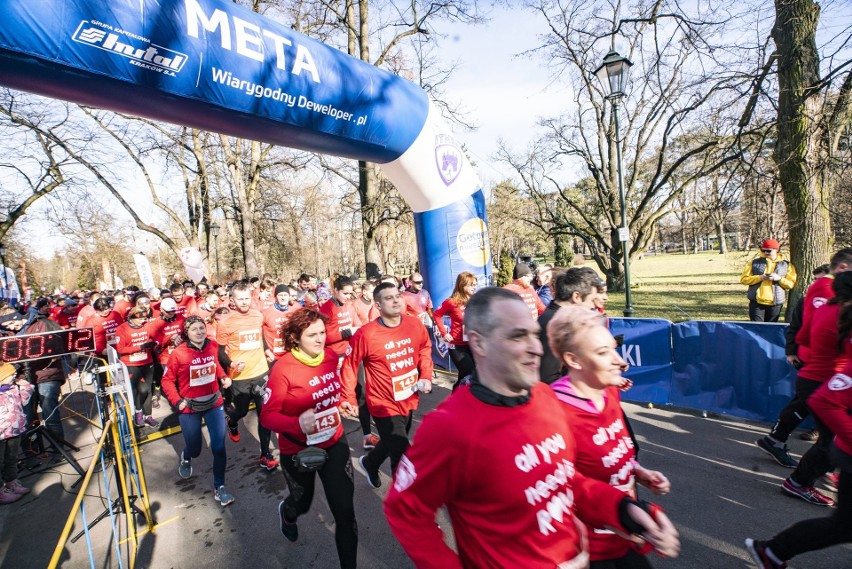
384 287 680 568
170 282 197 319
740 239 798 322
343 282 433 488
538 267 603 384
261 284 299 362
402 272 435 330
503 262 546 320
217 282 278 471
55 298 82 329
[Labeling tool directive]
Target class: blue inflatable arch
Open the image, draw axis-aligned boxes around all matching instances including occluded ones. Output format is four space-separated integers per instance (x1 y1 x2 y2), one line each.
0 0 492 303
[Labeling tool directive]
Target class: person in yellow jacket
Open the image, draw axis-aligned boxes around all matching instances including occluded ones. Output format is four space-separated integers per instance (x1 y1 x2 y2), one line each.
740 239 798 322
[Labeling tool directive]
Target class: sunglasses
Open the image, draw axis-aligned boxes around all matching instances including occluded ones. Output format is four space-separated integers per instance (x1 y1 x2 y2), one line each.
411 280 424 284
761 249 774 254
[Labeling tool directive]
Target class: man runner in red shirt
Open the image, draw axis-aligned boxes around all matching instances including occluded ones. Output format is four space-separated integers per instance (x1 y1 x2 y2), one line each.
384 287 680 568
342 282 433 488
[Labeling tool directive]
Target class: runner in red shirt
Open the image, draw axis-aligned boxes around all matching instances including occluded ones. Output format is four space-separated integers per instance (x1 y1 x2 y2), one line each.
384 288 679 568
170 283 197 319
353 281 379 324
262 285 300 362
161 316 235 506
503 262 546 320
548 306 672 567
342 282 433 488
259 309 358 565
89 298 123 356
75 292 101 329
402 272 435 330
148 298 186 409
114 307 158 428
54 299 82 329
758 248 852 468
192 291 220 320
433 272 477 387
318 276 363 357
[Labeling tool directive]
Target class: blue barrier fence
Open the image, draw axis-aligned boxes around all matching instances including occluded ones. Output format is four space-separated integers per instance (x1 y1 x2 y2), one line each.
430 315 796 425
609 318 798 424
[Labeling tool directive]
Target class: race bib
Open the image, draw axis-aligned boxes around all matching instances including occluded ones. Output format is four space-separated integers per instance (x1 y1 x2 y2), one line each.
106 332 117 345
238 329 262 351
128 351 147 362
306 406 341 445
392 370 419 402
189 362 216 387
273 338 285 354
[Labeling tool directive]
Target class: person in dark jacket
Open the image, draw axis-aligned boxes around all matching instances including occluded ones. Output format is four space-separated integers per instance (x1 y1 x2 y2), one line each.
538 267 604 384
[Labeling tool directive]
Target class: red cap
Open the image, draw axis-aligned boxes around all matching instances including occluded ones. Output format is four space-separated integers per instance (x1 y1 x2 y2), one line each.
761 239 780 250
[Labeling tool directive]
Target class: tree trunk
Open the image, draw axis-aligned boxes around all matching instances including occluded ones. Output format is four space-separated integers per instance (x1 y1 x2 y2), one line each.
358 160 383 269
717 221 728 254
773 0 833 313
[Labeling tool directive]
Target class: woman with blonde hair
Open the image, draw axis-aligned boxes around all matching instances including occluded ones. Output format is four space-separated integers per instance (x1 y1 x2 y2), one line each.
547 306 674 568
433 272 477 388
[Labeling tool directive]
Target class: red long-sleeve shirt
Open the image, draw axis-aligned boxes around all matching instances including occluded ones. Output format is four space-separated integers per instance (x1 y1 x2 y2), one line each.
259 348 345 455
353 296 379 324
796 276 836 363
114 321 154 367
174 295 197 319
148 315 186 365
796 303 852 383
261 304 300 360
504 281 547 319
433 299 467 346
161 340 226 414
89 310 123 355
55 306 82 329
341 315 433 418
384 384 630 569
808 363 852 456
551 380 638 561
319 298 362 356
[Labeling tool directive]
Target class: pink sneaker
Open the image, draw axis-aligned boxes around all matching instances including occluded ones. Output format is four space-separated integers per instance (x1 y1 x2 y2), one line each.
0 487 22 504
4 480 30 495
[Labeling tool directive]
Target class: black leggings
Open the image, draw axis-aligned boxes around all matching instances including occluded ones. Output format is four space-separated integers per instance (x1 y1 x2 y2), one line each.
128 364 154 416
362 413 412 476
355 364 372 436
590 549 654 569
790 408 835 487
768 376 821 443
280 440 357 569
449 345 475 389
225 375 272 455
768 466 852 561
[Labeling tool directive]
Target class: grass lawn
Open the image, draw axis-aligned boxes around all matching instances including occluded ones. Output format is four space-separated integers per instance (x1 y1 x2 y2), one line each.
593 250 780 322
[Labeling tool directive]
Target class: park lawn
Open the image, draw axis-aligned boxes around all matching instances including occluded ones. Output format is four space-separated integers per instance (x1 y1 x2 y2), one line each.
596 250 768 322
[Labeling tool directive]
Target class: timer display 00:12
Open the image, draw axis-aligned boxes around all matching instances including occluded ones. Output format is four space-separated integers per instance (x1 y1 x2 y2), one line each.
0 328 96 363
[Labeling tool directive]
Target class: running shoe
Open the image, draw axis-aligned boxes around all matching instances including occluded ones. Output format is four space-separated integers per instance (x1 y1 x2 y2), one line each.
358 455 381 489
227 420 240 443
214 485 235 506
799 429 818 441
4 480 29 495
278 500 298 542
178 454 192 480
782 478 834 506
824 472 840 491
363 433 379 451
134 411 144 428
259 454 279 471
0 487 22 505
744 538 787 568
756 437 797 468
144 416 159 428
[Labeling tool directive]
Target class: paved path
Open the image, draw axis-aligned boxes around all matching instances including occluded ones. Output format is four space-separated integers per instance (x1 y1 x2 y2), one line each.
1 377 849 568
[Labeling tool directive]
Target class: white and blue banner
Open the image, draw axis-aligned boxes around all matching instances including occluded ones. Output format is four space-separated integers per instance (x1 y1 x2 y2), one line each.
0 0 491 296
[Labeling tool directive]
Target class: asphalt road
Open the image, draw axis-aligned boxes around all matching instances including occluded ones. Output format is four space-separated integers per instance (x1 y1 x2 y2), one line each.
1 376 849 568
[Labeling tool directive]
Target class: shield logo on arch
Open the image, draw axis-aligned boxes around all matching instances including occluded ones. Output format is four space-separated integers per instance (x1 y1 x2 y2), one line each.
435 134 463 186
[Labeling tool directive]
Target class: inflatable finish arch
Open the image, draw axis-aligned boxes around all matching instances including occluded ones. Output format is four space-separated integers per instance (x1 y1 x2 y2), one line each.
0 0 492 303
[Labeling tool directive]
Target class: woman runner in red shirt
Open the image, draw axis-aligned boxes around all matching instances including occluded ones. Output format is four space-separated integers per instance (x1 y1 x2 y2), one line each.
433 272 477 388
548 306 672 568
114 307 157 428
259 309 358 569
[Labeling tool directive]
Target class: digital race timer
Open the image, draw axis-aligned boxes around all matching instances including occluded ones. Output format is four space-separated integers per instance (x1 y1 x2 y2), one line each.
0 327 96 363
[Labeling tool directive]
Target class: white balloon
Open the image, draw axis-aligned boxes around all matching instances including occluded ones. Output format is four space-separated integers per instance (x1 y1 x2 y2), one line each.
179 247 206 284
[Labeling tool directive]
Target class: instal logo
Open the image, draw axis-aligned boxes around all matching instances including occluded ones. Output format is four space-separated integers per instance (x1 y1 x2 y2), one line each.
72 20 187 76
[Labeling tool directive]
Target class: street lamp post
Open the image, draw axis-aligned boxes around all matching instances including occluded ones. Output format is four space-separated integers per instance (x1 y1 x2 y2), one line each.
210 222 220 284
595 50 635 317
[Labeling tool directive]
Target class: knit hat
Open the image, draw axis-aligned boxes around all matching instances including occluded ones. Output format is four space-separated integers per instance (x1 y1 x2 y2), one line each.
0 363 16 384
761 239 780 250
274 284 289 296
513 262 532 279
